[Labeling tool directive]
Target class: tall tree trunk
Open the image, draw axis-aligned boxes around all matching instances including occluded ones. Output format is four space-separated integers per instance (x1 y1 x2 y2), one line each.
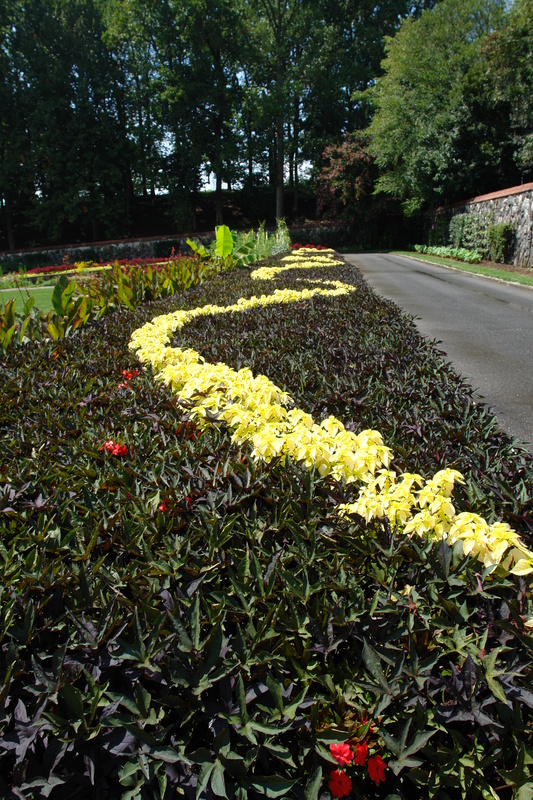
3 194 16 250
293 94 300 214
248 139 253 182
215 173 224 226
269 139 276 187
276 113 284 219
288 145 294 188
135 75 147 198
294 158 299 215
191 190 197 231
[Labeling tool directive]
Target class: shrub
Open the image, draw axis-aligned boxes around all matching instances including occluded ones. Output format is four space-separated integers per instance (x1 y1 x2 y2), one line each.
448 212 493 255
187 221 291 267
428 216 448 246
448 215 465 249
414 245 482 263
488 223 515 264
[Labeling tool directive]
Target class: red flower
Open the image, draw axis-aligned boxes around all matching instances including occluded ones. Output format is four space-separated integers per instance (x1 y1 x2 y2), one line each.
329 769 352 798
330 743 353 767
158 499 170 512
353 741 368 765
100 440 128 457
368 755 386 785
122 368 139 380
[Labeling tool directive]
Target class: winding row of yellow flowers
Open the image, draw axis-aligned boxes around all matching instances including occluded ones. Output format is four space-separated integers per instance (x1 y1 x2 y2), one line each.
129 248 533 577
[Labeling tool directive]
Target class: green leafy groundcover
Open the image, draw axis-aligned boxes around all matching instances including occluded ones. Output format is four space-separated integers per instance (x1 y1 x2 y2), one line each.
0 254 532 800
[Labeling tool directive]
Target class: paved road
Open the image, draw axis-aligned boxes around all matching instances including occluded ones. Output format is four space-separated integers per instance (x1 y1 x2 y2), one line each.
343 252 533 450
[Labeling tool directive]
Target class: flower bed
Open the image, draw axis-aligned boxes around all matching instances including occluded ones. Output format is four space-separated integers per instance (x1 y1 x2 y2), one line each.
25 254 187 278
0 248 532 798
130 249 533 576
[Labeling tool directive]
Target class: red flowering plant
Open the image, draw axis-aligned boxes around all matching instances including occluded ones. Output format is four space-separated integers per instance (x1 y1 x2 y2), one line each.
26 256 191 277
100 440 128 457
117 367 140 390
329 768 352 798
316 131 377 223
326 735 387 797
290 242 329 250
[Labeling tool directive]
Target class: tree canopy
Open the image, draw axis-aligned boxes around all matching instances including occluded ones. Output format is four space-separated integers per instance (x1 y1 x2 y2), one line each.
368 0 530 213
0 0 531 248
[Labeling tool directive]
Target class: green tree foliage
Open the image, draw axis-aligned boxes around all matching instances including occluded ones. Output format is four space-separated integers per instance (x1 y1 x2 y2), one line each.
1 0 134 244
102 0 166 200
0 0 32 249
301 0 438 166
481 0 533 181
368 0 508 213
1 0 528 247
179 0 247 225
245 0 311 218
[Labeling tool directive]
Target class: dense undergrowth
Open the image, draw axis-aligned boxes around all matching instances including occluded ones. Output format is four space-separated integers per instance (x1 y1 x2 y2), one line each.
0 252 532 799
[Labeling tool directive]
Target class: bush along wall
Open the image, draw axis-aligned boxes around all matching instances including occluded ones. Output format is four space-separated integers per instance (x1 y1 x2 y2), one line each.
1 250 533 799
430 182 533 267
488 223 515 264
448 212 494 255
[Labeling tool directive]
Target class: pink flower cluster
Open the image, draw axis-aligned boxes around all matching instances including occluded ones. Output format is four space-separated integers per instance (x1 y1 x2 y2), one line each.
328 741 387 797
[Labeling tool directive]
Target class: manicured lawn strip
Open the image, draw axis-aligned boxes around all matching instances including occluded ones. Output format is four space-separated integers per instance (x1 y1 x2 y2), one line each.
0 285 56 313
392 250 533 287
1 255 532 798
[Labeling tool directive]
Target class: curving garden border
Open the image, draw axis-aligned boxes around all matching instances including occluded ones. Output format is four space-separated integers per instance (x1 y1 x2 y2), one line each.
129 248 533 580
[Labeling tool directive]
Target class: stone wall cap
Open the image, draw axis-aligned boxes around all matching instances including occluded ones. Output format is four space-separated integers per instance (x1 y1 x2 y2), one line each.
438 181 533 211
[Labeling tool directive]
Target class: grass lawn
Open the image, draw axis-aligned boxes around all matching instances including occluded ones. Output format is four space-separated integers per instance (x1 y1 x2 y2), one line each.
1 249 532 799
0 284 56 312
392 250 533 288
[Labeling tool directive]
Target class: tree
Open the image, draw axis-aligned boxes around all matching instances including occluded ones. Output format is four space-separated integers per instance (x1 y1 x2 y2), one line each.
178 0 246 225
368 0 508 213
298 0 438 171
0 0 33 249
103 0 165 200
317 131 375 217
316 130 405 246
481 0 533 182
1 0 134 245
246 0 311 219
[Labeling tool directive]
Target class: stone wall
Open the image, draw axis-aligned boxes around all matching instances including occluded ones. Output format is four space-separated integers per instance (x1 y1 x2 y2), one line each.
0 224 354 273
434 182 533 267
0 233 214 273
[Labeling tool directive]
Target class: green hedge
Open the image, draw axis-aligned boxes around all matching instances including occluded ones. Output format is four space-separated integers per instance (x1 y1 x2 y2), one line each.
448 212 493 255
488 223 515 264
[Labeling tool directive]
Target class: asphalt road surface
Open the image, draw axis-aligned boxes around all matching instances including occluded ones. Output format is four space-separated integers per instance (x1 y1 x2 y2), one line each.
343 252 533 451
